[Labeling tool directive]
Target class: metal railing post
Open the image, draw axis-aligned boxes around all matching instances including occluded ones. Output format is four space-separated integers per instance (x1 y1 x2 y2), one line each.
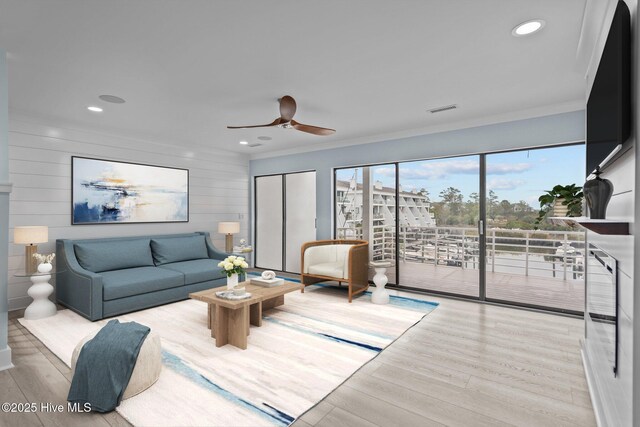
461 229 466 269
525 231 529 276
434 230 439 267
402 227 406 261
563 232 568 281
491 229 496 273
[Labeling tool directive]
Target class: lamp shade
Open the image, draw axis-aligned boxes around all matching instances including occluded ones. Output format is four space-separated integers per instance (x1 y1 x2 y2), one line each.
14 226 48 244
218 222 240 234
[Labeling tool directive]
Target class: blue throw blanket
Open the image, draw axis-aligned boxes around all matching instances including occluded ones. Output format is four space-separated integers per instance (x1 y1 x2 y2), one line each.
68 319 150 412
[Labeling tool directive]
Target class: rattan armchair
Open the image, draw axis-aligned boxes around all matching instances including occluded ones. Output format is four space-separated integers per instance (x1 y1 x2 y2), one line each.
300 239 369 302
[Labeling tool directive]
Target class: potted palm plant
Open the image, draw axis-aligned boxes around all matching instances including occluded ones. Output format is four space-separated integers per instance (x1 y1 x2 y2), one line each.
534 184 583 229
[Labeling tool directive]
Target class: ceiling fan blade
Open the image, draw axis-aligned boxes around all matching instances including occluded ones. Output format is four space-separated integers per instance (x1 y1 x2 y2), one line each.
279 95 297 121
291 120 335 136
227 118 281 129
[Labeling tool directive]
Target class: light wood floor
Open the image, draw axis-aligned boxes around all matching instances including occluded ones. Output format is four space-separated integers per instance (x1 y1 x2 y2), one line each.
1 289 595 427
292 289 595 427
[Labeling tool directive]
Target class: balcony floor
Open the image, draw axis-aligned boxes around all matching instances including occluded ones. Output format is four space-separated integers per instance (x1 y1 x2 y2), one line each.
384 261 585 313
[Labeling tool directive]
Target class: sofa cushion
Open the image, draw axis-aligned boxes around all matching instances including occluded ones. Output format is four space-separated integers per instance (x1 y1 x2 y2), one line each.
159 259 225 285
151 235 209 266
308 261 346 279
74 239 154 273
101 267 185 301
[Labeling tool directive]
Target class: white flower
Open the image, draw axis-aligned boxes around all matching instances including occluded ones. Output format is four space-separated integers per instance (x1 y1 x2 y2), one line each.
237 256 244 261
233 259 242 266
33 253 55 264
217 261 224 267
224 263 234 271
241 262 248 269
228 256 237 261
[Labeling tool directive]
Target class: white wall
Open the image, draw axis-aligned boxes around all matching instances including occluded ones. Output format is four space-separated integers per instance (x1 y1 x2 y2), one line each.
581 1 637 426
7 116 250 311
0 50 13 370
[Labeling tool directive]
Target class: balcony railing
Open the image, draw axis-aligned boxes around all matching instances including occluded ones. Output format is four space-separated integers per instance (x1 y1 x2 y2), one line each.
336 225 586 280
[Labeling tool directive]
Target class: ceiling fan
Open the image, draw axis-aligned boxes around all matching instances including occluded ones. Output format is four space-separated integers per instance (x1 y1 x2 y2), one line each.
227 95 336 136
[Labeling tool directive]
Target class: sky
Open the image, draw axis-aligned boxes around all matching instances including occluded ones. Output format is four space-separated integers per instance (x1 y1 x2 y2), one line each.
335 144 585 208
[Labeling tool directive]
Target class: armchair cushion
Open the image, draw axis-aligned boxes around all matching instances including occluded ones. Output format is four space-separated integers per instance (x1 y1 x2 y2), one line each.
308 262 346 279
303 244 354 279
151 235 208 265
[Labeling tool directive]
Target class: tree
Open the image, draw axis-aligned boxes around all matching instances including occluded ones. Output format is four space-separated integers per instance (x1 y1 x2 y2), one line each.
462 192 480 225
439 187 463 204
499 200 512 216
487 190 499 220
418 188 430 202
439 187 463 216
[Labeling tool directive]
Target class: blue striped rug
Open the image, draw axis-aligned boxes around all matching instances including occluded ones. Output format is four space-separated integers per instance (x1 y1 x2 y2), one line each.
20 280 438 426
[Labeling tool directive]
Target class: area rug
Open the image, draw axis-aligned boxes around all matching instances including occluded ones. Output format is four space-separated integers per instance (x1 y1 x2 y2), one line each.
19 284 438 427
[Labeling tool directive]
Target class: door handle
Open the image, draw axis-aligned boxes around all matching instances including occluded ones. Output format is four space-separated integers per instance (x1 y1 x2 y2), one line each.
478 220 484 235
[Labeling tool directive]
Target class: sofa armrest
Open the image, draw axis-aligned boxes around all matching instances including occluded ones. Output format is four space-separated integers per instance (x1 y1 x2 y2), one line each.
199 232 230 261
56 240 104 321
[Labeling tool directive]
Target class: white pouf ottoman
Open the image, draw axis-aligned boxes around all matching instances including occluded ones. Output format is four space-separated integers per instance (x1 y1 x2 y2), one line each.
71 330 162 400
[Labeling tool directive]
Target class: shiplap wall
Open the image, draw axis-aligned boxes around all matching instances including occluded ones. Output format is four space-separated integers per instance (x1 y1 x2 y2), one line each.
7 116 249 310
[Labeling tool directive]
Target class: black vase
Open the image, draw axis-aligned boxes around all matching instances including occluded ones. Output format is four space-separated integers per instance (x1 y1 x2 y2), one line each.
583 169 613 219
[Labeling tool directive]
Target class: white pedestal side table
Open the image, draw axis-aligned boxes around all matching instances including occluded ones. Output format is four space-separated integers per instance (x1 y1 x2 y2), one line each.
370 261 393 305
16 272 58 320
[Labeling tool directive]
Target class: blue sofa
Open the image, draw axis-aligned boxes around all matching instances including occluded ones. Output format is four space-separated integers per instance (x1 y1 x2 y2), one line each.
56 232 236 321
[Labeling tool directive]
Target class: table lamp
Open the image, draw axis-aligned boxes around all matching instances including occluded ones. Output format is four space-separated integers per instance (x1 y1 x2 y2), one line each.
218 222 240 252
14 226 49 275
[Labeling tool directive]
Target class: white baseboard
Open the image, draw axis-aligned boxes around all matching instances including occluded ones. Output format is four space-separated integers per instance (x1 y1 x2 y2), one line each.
8 296 32 312
581 343 605 427
0 346 13 371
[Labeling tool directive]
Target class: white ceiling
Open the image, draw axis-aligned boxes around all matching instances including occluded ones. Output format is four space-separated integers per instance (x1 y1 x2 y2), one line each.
0 0 589 156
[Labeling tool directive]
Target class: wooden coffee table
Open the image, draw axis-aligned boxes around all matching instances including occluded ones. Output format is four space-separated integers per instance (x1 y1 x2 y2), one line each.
189 280 303 349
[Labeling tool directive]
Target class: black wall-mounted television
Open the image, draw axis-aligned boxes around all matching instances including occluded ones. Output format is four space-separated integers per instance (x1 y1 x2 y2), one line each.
586 0 631 176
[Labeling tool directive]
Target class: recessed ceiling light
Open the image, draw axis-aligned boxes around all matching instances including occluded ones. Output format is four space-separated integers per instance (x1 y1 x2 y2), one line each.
512 19 545 37
87 106 103 113
257 136 272 141
239 140 249 145
99 94 126 104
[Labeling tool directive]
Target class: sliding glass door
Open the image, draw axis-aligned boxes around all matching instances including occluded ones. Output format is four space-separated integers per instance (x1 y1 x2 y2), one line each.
485 145 586 312
397 156 481 297
334 143 586 314
335 165 397 283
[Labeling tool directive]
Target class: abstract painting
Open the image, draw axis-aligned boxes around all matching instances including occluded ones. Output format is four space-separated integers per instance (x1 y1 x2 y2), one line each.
72 157 188 224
